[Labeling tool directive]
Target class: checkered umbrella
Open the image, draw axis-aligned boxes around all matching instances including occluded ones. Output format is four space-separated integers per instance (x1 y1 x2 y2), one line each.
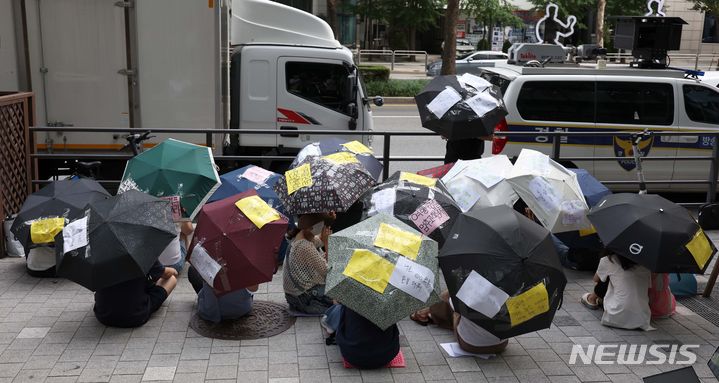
290 138 383 181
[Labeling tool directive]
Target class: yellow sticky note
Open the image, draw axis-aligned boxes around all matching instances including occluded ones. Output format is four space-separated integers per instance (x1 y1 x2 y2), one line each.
323 152 359 165
400 172 437 188
686 228 713 269
505 282 550 327
373 223 422 260
235 195 281 229
285 163 313 195
343 249 395 293
579 225 597 237
30 217 65 244
341 140 373 154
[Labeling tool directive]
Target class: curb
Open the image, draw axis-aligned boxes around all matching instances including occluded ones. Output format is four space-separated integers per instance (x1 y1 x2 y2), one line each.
381 97 415 105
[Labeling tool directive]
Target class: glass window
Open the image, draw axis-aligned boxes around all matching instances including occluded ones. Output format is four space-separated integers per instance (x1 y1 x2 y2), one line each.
286 62 354 115
479 71 512 95
517 81 595 122
703 12 718 43
273 0 312 13
596 82 674 125
684 85 719 124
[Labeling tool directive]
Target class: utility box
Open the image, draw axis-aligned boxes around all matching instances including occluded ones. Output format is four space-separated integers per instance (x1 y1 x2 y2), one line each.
613 16 686 62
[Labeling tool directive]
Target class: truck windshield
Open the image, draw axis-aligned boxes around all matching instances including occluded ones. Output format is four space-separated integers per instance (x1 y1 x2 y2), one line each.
286 61 354 116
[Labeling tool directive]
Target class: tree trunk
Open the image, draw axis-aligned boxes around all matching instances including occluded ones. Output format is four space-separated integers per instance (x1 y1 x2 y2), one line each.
442 0 460 75
327 0 339 39
409 26 417 51
596 0 606 46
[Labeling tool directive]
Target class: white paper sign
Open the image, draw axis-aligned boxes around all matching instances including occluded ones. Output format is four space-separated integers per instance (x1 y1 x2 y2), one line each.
441 160 469 183
389 256 435 303
368 189 396 216
464 92 500 117
464 167 503 189
458 73 492 91
190 246 222 286
560 200 587 225
528 177 561 212
447 180 481 212
63 216 89 253
427 86 462 119
520 150 550 176
242 166 274 185
440 342 496 359
456 270 509 318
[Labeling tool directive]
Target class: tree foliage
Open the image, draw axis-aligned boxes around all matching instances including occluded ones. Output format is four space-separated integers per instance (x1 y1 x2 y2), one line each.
350 0 442 49
689 0 719 13
463 0 523 29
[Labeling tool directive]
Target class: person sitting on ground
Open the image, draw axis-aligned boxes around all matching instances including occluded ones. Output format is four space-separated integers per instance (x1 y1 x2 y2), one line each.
187 263 259 323
283 212 335 314
26 245 57 278
158 221 194 273
581 253 653 331
93 260 177 328
322 304 400 369
412 290 509 354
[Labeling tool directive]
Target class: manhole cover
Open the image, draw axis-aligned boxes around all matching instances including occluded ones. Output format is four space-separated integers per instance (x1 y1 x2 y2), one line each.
677 296 719 327
552 315 580 327
189 300 296 340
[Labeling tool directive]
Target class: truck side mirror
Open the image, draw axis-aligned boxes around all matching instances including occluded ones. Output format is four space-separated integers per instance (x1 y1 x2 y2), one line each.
347 102 358 119
372 96 384 107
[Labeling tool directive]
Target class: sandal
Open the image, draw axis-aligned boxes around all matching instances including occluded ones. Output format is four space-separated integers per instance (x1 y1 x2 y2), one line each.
581 293 600 310
410 309 433 326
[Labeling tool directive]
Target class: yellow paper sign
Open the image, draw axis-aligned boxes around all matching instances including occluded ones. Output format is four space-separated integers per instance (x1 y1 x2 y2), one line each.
505 282 550 327
343 249 395 293
30 217 65 244
579 225 597 237
686 228 713 269
285 163 313 195
235 195 281 229
341 140 373 155
400 172 437 188
323 152 359 165
373 223 422 260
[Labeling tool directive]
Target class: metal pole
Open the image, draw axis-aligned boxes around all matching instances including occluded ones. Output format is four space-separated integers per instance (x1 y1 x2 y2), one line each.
706 136 719 204
391 51 395 71
383 133 390 181
424 52 428 68
551 134 561 161
206 132 213 149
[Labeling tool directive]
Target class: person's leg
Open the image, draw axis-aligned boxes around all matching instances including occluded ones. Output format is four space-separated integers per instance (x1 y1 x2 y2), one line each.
444 140 459 164
187 266 204 294
147 285 170 315
156 275 177 296
321 304 343 333
428 290 454 330
594 278 609 299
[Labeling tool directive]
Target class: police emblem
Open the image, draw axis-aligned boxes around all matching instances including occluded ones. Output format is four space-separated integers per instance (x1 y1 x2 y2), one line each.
613 135 654 171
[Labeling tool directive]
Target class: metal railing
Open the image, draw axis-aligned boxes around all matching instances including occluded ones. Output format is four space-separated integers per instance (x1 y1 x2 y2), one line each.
606 52 719 71
354 49 429 70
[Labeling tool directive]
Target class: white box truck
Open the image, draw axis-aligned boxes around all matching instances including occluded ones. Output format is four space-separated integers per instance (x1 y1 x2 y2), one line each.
1 0 380 178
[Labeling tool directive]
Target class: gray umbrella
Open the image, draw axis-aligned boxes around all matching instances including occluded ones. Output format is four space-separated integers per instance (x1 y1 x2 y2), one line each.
325 213 441 330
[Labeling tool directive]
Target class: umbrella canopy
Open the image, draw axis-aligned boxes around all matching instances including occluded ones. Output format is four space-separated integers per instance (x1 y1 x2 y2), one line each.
274 155 376 215
54 190 177 291
119 138 221 220
189 189 288 294
11 179 110 254
439 205 567 339
507 149 591 233
290 138 383 181
555 168 611 250
441 155 518 212
588 193 717 273
359 171 460 248
415 74 507 140
325 213 442 330
208 165 285 212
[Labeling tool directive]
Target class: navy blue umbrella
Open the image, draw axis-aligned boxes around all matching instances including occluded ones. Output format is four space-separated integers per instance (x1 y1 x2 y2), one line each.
290 138 383 181
208 165 286 215
555 168 611 251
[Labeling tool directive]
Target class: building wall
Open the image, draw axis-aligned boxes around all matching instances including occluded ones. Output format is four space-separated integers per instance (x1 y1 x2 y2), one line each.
665 0 719 53
0 0 19 91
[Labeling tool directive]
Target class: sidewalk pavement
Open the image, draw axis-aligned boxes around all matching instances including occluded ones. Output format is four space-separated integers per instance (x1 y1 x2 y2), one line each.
1 235 718 383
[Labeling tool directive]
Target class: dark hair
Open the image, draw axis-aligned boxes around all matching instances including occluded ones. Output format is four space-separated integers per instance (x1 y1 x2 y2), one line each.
287 227 302 240
608 253 637 270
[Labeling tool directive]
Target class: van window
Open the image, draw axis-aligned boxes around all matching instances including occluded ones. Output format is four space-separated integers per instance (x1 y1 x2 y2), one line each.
517 81 595 122
596 82 674 125
684 85 719 124
286 62 353 115
479 71 511 95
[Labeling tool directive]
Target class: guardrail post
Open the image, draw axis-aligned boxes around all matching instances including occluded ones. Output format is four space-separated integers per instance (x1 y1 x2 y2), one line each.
551 134 561 161
695 53 700 71
383 133 390 181
706 136 719 204
391 51 395 71
424 52 428 68
357 51 362 65
206 132 213 149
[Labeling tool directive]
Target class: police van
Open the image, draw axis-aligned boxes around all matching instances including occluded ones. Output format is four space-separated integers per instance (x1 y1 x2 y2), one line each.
478 57 719 192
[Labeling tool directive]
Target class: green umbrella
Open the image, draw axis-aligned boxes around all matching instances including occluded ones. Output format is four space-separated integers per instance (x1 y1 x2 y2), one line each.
119 138 221 220
325 213 441 330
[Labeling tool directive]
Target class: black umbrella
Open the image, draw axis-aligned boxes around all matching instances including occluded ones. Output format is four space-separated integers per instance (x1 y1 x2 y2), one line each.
415 75 507 140
358 171 460 248
54 190 178 291
10 179 110 254
588 193 716 273
439 205 567 338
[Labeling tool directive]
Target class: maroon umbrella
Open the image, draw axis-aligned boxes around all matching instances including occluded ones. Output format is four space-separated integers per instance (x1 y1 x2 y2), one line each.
188 189 288 295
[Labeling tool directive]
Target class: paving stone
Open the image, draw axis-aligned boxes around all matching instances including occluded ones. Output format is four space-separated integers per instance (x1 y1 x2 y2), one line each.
140 366 176 381
237 357 269 372
270 350 299 365
113 361 148 375
77 368 114 382
108 375 143 383
16 327 50 339
297 356 328 370
359 368 394 382
268 363 299 378
204 364 238 380
420 364 454 380
445 356 480 372
298 368 330 383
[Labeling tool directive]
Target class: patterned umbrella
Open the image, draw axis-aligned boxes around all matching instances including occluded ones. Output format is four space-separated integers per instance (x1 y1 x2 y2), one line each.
358 171 460 248
119 138 221 220
441 155 518 212
208 165 285 213
274 155 375 215
325 213 441 330
290 138 383 181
